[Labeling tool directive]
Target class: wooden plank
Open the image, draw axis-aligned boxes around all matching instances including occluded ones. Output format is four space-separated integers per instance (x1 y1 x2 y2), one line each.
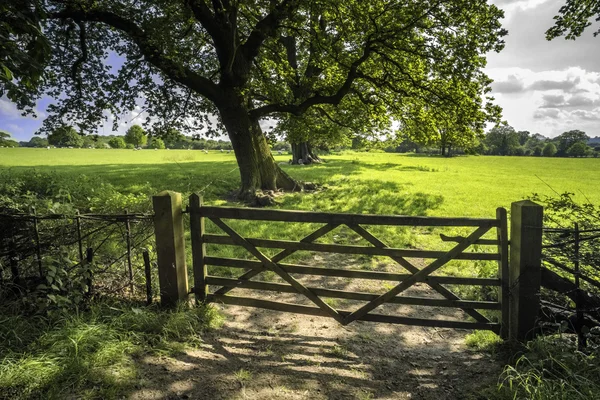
212 223 338 296
206 276 502 309
348 224 491 324
207 295 501 332
204 234 500 261
201 206 499 227
189 194 208 302
342 224 492 325
440 234 498 245
204 257 502 286
496 207 509 339
209 217 344 324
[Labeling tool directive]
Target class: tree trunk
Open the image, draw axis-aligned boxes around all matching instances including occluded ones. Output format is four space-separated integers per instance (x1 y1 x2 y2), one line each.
291 142 322 164
218 96 303 204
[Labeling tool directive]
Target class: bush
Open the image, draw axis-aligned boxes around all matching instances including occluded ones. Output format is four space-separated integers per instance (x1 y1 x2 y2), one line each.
108 137 126 149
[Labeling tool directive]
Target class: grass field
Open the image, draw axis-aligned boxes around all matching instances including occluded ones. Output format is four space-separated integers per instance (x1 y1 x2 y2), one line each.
1 147 599 218
2 149 599 399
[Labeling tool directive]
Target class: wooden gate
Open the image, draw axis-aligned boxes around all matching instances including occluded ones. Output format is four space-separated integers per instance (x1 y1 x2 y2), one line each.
188 194 509 336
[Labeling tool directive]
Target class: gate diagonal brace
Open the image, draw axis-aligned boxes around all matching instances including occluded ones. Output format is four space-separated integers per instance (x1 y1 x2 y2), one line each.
347 224 490 324
342 224 492 325
212 223 339 296
209 217 344 324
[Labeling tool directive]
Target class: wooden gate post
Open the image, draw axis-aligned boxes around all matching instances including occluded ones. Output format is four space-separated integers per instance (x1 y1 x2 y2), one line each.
509 200 543 342
152 191 189 306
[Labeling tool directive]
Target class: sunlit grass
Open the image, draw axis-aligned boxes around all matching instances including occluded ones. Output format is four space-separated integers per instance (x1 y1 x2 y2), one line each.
0 301 222 399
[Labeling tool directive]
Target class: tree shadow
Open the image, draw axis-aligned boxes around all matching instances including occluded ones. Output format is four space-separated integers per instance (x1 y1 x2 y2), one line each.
126 306 502 400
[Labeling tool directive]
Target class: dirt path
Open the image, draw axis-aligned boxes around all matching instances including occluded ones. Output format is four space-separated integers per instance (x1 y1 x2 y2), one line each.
131 256 502 399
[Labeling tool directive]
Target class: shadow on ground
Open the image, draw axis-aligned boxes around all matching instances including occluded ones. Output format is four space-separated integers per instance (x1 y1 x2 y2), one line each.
128 303 501 400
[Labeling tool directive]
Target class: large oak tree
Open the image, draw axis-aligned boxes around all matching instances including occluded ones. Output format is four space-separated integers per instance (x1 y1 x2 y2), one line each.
2 0 506 201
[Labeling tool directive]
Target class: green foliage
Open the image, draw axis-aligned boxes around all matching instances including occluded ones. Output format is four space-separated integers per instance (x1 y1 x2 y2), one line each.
492 336 600 400
556 130 589 157
0 1 51 103
47 126 83 148
543 143 558 157
148 137 165 149
108 136 126 149
465 330 503 352
27 136 49 148
567 141 589 157
124 125 147 147
0 301 222 399
546 0 600 40
0 131 18 147
484 125 521 156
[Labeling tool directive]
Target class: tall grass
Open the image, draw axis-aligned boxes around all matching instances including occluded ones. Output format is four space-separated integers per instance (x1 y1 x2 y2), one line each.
0 301 222 399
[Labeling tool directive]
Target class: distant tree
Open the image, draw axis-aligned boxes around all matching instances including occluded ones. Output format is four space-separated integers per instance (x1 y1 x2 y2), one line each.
567 141 589 157
108 137 126 149
516 131 530 146
148 137 165 149
47 126 83 147
124 125 147 147
160 128 184 148
484 125 520 155
543 143 558 157
0 131 19 147
533 146 544 156
556 130 589 156
513 146 526 156
28 136 48 147
125 143 134 149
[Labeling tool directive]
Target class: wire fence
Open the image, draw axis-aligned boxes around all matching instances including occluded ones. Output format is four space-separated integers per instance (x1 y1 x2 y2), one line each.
0 210 157 305
541 224 600 349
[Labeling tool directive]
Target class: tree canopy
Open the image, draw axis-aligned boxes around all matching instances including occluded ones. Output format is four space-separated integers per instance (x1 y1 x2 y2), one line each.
47 126 84 147
124 125 147 147
2 0 507 201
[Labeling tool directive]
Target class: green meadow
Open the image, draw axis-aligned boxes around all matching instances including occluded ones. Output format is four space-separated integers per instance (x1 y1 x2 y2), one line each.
1 147 598 218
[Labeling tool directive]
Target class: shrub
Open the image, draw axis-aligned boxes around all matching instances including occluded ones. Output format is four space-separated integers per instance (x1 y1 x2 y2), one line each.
108 137 126 149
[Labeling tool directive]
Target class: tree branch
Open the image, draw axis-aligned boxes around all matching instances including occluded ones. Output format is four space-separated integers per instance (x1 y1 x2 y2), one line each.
51 7 220 102
249 42 373 119
240 0 299 63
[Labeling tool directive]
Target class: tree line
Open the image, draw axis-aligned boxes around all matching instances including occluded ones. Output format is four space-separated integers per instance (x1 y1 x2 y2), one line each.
2 125 233 150
382 125 600 158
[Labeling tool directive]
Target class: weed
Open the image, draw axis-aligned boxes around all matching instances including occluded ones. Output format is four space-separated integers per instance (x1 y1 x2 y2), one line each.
234 368 252 386
465 330 503 352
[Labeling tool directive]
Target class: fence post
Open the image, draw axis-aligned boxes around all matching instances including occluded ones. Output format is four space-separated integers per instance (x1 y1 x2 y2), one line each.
509 200 543 342
189 194 207 303
152 191 189 306
496 207 509 340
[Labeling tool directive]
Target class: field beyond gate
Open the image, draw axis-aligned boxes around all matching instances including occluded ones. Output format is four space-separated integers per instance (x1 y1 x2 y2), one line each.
186 194 509 335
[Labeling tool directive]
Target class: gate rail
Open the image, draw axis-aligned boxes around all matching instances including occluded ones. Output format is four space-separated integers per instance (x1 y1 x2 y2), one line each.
152 192 542 342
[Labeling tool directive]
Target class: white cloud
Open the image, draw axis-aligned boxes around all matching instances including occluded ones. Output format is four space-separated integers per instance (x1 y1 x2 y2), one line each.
0 97 47 120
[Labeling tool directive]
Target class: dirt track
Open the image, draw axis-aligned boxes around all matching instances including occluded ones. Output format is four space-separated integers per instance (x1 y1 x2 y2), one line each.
130 258 502 400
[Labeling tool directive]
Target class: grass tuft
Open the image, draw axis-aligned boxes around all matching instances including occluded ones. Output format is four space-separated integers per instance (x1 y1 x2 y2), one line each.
0 301 222 399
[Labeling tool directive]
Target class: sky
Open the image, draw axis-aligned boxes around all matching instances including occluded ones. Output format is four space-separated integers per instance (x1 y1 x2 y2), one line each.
1 0 599 142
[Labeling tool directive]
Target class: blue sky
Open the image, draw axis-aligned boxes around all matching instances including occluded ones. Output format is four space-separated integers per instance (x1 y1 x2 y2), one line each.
1 0 599 142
